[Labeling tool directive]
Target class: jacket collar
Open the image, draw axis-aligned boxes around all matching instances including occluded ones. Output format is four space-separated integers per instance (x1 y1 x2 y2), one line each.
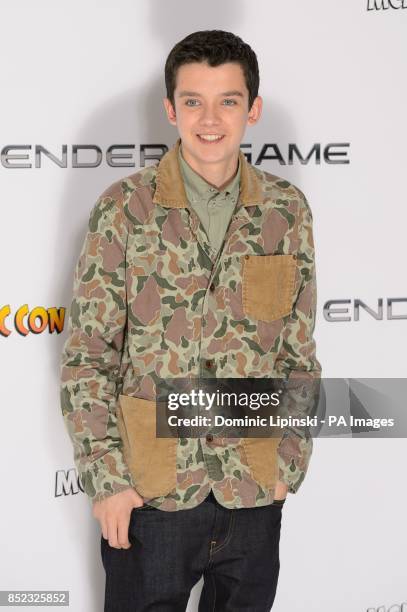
178 142 241 202
152 138 264 208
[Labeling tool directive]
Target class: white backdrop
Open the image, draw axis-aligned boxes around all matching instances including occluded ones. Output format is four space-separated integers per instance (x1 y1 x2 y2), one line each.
0 1 406 610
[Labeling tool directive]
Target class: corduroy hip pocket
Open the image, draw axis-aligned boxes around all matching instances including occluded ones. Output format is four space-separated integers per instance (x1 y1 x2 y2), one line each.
117 394 177 498
240 436 283 489
241 253 297 322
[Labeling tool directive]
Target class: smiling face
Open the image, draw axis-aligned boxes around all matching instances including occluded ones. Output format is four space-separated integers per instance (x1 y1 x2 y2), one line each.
163 61 262 176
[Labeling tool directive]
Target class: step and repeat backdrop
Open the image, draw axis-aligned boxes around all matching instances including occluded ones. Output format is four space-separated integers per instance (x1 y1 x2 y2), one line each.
1 1 406 611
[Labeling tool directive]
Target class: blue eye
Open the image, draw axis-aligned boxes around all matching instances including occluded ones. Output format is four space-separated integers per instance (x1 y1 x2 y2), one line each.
184 98 237 106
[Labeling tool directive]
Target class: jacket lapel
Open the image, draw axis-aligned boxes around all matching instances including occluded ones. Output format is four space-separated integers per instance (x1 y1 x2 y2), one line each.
152 138 264 209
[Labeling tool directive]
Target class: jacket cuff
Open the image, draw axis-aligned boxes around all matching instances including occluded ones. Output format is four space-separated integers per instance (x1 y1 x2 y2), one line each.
77 449 136 502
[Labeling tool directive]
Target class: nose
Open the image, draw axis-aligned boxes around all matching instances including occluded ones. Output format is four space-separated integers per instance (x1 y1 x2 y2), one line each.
199 103 221 126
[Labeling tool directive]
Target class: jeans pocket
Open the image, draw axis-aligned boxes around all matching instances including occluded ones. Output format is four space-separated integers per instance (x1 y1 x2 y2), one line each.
271 498 286 508
133 504 157 511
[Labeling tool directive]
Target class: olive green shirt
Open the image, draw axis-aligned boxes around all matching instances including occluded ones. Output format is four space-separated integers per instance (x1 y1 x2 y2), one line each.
178 145 241 256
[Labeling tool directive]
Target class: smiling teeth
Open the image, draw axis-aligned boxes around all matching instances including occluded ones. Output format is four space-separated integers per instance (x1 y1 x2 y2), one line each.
199 134 223 141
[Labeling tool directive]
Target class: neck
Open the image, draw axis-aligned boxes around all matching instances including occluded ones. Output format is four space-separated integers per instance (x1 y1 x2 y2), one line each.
180 143 239 191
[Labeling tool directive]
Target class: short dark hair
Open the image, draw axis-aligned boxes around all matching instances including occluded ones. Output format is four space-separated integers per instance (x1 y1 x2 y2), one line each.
165 30 260 110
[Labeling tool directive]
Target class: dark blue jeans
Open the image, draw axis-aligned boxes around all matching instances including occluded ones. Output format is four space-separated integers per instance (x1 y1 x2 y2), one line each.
101 489 285 611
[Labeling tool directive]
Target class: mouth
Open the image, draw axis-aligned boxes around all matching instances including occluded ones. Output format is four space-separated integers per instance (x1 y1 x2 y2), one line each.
197 134 225 144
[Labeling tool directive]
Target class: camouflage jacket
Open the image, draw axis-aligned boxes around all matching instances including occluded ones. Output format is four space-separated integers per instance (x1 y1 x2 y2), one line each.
60 138 322 511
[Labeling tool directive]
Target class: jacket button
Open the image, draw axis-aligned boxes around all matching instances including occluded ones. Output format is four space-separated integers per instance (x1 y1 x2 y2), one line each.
209 283 215 292
205 359 213 368
206 433 214 442
244 254 249 260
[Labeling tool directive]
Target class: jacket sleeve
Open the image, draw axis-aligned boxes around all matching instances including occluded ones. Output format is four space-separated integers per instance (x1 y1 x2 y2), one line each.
274 191 322 494
59 185 136 503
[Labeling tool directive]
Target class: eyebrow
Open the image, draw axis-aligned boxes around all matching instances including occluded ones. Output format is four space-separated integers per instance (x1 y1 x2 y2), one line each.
178 90 244 98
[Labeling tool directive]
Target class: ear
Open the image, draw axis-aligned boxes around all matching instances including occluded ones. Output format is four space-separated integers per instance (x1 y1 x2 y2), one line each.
163 97 177 126
247 95 263 126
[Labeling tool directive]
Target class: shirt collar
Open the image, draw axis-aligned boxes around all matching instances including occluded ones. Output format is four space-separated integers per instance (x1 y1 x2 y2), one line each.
178 142 241 203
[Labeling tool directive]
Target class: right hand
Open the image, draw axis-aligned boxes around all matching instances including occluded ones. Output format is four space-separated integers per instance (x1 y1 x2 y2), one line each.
92 487 144 549
274 480 289 500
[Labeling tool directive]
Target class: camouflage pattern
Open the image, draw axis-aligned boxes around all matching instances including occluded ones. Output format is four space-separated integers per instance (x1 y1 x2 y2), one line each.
60 138 322 510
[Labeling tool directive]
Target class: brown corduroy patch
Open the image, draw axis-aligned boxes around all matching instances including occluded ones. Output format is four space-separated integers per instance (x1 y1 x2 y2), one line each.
242 253 297 321
117 394 177 497
240 436 282 489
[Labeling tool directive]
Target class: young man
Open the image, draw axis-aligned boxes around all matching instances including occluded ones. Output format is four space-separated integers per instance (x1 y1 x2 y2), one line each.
60 30 321 611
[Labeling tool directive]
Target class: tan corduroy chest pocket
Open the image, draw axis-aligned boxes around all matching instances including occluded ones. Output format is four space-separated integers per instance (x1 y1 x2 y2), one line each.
242 253 297 322
117 394 177 498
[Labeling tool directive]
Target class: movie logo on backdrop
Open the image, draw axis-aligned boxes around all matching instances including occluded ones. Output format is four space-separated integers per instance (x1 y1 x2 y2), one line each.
0 304 64 337
0 142 350 168
55 469 83 497
323 298 407 322
367 603 407 612
367 0 407 9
